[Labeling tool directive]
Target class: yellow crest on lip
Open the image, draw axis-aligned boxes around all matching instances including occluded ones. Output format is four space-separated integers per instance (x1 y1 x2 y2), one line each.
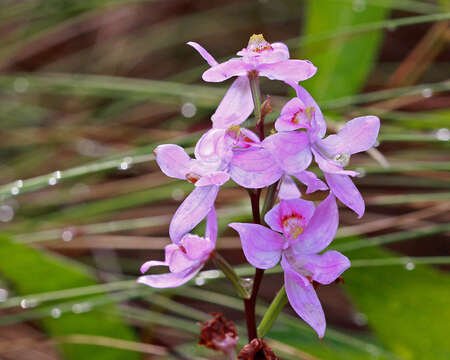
247 34 271 52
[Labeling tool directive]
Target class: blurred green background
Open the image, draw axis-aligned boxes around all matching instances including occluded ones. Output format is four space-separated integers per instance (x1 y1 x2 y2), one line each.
0 0 449 359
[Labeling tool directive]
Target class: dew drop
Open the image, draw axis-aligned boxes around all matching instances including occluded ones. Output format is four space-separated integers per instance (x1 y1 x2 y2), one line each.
0 288 8 302
352 0 366 12
16 180 24 188
10 187 20 195
435 128 449 141
353 312 368 326
55 171 62 179
171 188 185 201
355 167 366 178
333 153 350 167
51 307 62 318
20 298 38 309
201 270 220 279
48 177 58 186
405 262 415 271
195 277 206 286
13 77 29 93
240 277 254 291
118 156 133 171
421 88 433 98
0 205 14 222
181 102 197 118
61 229 74 242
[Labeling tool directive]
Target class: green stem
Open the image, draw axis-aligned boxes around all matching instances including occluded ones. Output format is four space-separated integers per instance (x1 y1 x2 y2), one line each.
211 252 250 299
249 72 262 125
257 285 288 338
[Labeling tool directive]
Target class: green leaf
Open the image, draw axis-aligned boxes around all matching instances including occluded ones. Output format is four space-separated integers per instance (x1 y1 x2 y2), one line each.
301 0 391 100
343 245 450 359
0 234 140 360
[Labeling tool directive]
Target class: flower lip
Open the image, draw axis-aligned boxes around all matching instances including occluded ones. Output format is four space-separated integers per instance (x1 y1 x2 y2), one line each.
282 214 304 240
246 34 273 53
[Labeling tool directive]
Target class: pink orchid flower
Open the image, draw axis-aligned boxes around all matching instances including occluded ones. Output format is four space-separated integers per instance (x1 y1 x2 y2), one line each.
138 207 217 288
229 195 350 337
270 82 380 217
187 34 317 129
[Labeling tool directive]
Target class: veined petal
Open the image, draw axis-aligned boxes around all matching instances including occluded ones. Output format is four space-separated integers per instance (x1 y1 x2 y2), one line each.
169 185 219 243
321 116 380 156
290 193 338 254
211 76 254 129
282 258 325 338
205 207 218 244
195 129 231 164
138 265 201 288
202 59 249 82
278 175 301 200
187 41 218 66
263 131 312 174
195 171 230 187
154 144 191 180
229 223 285 269
286 250 350 285
292 171 328 194
230 147 283 188
258 59 317 82
324 172 364 218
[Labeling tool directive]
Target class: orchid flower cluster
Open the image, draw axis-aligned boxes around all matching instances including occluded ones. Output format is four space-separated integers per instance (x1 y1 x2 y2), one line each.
138 34 380 346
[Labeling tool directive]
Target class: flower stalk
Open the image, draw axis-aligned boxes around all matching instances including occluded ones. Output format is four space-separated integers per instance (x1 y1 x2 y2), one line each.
212 252 251 299
257 285 288 338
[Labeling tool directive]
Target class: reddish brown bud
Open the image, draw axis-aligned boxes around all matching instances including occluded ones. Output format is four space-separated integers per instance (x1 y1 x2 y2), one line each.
261 96 272 122
198 313 238 355
238 338 278 360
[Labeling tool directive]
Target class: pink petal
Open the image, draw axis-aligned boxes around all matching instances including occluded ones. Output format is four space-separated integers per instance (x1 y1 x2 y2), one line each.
278 175 301 200
181 234 214 261
324 172 364 218
287 82 326 140
194 129 230 164
155 144 192 180
205 207 218 244
282 258 325 338
289 193 338 254
229 147 283 188
264 202 283 233
275 98 309 132
138 265 201 288
229 223 285 269
169 185 219 243
195 171 230 187
263 132 312 174
187 41 218 66
286 251 350 285
169 247 198 273
211 76 254 129
292 171 328 194
140 260 167 274
321 116 380 156
202 59 249 82
258 60 317 82
311 146 358 176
